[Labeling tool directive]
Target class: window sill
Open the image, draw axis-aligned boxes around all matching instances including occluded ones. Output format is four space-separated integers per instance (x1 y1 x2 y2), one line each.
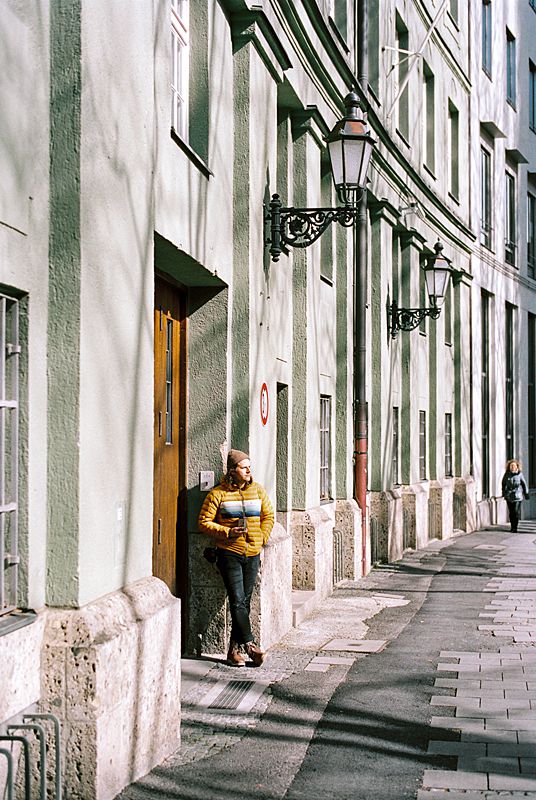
395 129 411 149
446 11 460 30
423 163 436 181
0 609 37 637
170 128 213 179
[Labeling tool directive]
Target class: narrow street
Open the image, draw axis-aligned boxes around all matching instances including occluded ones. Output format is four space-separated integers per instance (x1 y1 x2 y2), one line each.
119 524 536 800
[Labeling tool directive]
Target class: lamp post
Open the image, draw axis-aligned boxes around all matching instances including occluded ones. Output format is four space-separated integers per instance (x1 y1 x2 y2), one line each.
388 240 455 338
264 92 376 262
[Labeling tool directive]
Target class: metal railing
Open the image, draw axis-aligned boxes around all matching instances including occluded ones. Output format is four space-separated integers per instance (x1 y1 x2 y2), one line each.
0 712 62 800
403 508 413 550
0 296 20 618
332 528 344 585
370 517 379 564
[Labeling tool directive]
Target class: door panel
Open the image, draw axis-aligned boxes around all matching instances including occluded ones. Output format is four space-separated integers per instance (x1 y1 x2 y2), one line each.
153 276 186 598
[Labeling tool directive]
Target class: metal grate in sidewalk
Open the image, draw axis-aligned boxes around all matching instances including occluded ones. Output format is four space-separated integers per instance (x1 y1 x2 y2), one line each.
199 678 269 714
208 680 254 710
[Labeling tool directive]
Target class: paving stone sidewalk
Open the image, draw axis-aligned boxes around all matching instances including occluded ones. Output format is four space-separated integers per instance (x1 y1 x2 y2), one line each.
420 520 536 799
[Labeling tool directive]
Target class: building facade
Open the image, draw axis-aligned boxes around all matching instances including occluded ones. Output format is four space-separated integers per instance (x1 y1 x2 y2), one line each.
1 0 535 798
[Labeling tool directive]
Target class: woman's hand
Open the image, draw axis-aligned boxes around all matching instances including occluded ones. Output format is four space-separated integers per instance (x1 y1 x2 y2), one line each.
227 519 247 538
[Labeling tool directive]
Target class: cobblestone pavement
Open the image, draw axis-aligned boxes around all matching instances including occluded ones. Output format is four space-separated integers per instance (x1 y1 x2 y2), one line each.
419 520 536 799
174 588 411 768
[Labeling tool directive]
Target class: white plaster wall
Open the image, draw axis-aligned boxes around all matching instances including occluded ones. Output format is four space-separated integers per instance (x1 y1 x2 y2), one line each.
0 2 50 611
78 1 155 604
154 0 234 285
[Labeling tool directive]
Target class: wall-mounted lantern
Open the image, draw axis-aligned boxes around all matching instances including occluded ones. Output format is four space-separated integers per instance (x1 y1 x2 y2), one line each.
264 92 376 262
388 240 454 338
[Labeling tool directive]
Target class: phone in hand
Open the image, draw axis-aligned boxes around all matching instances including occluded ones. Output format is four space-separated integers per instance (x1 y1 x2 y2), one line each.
232 520 247 535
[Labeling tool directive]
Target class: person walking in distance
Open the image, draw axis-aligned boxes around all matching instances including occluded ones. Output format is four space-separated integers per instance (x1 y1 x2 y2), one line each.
198 449 274 666
501 459 529 533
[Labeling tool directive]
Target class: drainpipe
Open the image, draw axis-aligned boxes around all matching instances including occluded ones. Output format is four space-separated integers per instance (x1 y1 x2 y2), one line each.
355 0 368 575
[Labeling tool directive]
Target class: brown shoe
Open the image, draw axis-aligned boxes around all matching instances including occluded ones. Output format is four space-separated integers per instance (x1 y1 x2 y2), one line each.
227 642 246 667
246 642 266 667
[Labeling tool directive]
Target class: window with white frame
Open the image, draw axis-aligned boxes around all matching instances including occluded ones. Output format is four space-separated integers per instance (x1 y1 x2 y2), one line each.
328 0 348 40
419 411 427 481
392 407 400 485
320 396 332 501
395 15 409 141
506 29 516 107
482 0 492 77
530 62 536 132
481 146 492 248
445 413 453 477
505 171 517 266
0 295 21 618
422 61 435 173
171 0 189 140
481 291 491 498
448 100 459 199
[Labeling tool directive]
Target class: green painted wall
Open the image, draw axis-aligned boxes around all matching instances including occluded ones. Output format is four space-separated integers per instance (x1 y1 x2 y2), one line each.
291 129 308 510
47 0 81 607
370 217 383 491
335 223 348 497
400 244 411 485
231 44 250 452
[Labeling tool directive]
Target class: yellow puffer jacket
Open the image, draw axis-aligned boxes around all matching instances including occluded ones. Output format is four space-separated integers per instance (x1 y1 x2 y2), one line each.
198 478 274 556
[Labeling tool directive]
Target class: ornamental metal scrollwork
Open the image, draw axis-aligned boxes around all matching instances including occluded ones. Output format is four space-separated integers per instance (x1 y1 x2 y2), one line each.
265 194 358 262
389 301 441 339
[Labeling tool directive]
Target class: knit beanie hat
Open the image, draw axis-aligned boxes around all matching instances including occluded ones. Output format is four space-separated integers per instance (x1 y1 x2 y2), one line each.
227 449 250 471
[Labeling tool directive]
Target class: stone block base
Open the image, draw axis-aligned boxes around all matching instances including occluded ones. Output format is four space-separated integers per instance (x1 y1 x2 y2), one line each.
334 499 362 580
291 505 334 599
253 522 293 649
41 577 181 800
454 476 477 532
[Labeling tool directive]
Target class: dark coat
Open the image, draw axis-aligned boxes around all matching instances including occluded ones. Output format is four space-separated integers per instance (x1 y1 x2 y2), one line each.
502 470 529 502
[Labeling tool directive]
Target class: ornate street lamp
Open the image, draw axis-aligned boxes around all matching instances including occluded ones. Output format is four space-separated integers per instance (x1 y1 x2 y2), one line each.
388 240 454 338
264 92 376 262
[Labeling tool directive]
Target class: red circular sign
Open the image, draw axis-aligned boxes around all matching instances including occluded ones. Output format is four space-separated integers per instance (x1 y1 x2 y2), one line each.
260 383 269 426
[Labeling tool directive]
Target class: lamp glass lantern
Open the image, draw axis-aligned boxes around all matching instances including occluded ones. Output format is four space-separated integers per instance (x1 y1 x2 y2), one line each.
424 241 453 308
326 93 376 205
264 91 376 262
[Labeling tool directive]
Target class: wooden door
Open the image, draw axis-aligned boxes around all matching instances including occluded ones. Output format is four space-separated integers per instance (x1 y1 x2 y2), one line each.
153 276 186 598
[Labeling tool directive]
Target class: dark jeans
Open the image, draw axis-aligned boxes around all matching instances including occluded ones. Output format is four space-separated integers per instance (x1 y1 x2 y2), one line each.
216 550 260 645
507 500 521 532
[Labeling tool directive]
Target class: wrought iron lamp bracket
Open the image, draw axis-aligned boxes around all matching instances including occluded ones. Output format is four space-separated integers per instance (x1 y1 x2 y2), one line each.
264 193 359 262
388 300 441 339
